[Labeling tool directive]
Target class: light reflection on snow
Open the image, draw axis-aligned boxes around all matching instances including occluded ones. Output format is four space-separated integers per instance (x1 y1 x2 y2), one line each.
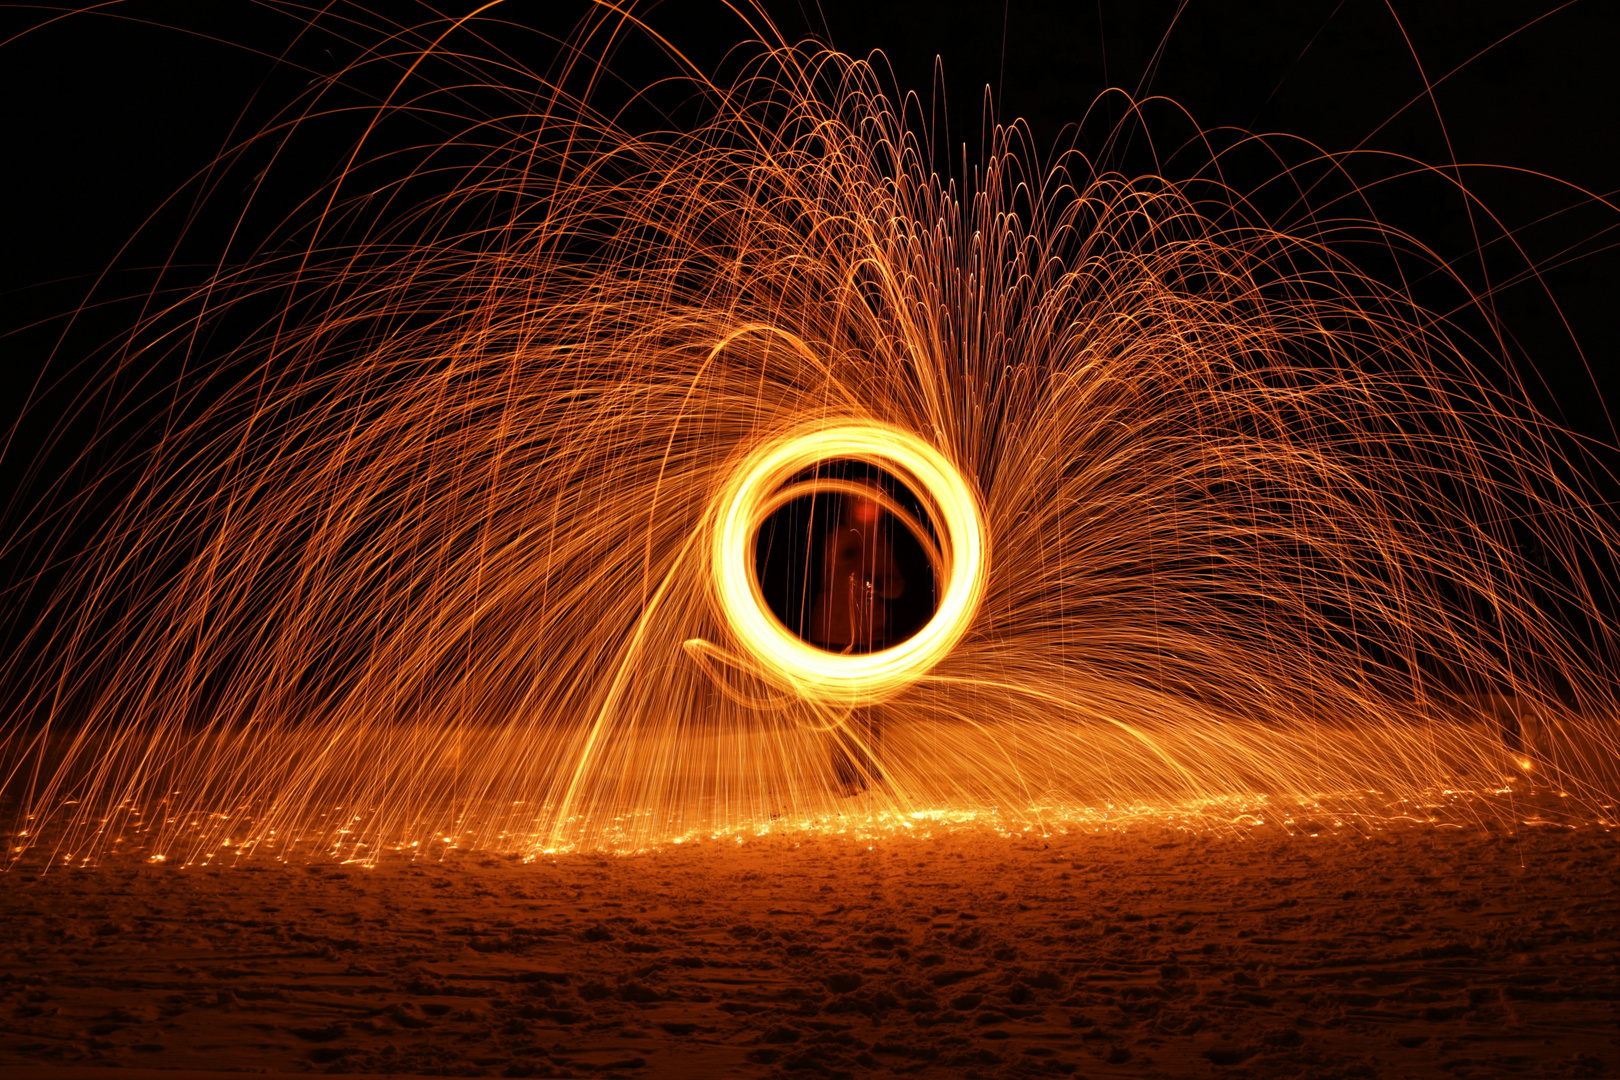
3 779 1610 874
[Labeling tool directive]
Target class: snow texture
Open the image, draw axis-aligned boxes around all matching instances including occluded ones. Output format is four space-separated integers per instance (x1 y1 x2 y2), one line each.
2 813 1617 1079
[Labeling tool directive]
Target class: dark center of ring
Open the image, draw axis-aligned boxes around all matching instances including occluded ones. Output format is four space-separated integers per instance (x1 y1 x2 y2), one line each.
753 460 941 655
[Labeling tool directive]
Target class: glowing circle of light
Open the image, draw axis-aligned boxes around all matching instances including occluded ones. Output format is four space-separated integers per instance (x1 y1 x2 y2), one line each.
711 420 987 706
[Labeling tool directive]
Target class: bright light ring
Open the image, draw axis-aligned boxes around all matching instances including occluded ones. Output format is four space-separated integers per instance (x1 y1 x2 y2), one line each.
712 420 987 706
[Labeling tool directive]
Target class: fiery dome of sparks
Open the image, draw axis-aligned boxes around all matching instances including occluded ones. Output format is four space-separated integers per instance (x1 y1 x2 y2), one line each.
3 2 1620 863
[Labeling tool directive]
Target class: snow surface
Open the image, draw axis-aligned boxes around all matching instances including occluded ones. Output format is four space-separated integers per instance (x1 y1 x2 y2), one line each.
2 803 1617 1079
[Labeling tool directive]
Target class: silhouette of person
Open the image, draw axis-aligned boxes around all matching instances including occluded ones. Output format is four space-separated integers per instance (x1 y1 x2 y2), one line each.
807 494 905 795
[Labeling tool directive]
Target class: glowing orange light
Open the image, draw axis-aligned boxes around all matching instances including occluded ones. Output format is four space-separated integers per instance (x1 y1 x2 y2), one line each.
1 7 1616 862
709 420 987 706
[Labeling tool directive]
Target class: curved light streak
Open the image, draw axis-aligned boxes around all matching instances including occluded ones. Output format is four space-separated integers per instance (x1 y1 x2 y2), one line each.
710 420 986 705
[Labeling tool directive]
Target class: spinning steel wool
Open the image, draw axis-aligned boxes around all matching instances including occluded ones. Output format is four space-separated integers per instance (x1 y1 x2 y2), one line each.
4 2 1618 864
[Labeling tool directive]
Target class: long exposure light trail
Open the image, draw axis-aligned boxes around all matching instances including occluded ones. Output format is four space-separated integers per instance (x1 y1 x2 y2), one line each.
3 2 1618 864
709 419 986 704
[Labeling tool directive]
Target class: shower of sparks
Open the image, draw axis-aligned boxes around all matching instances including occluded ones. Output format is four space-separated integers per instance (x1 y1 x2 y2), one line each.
4 2 1619 865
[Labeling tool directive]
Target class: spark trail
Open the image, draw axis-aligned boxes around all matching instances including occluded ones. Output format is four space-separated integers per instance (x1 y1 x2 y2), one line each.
4 2 1618 863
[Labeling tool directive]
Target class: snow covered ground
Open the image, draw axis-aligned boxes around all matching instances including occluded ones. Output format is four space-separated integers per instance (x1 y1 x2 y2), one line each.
2 797 1617 1079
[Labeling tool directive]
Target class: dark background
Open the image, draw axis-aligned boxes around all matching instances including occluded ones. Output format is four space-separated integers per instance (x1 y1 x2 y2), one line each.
1 0 1616 652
